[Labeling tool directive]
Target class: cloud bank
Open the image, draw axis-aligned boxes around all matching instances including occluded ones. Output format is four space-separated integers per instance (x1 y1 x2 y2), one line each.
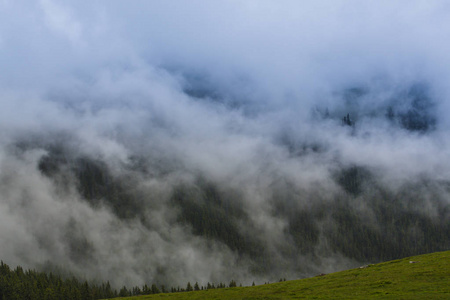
0 0 449 287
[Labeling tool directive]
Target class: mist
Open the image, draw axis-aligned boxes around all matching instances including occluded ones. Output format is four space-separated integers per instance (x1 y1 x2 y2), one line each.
0 0 449 288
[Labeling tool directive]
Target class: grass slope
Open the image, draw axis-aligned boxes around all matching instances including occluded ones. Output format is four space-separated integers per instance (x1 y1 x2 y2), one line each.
113 251 450 299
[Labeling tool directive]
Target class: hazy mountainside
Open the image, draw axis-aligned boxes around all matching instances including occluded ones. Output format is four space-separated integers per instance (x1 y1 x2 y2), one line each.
37 139 449 264
2 0 450 291
34 133 449 271
4 82 446 288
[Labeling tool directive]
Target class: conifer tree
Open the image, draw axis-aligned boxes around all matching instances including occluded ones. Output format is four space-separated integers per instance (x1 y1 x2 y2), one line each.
151 283 160 294
186 282 193 292
229 279 237 287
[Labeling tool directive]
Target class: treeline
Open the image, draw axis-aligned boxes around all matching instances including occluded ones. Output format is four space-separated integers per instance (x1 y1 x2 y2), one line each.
0 260 244 300
0 261 115 300
115 279 243 298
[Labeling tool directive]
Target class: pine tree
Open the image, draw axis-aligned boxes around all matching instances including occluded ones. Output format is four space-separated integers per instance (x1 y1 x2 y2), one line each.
151 283 160 294
119 286 128 297
229 279 237 288
186 282 193 292
142 284 151 295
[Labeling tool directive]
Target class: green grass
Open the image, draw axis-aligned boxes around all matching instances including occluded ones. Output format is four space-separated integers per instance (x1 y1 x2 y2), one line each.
112 250 450 299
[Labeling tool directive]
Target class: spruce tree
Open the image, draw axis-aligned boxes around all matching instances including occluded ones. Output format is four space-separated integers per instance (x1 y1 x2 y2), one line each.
186 282 193 292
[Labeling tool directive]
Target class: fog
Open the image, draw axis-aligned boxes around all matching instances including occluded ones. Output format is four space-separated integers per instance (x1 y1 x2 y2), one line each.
0 0 449 288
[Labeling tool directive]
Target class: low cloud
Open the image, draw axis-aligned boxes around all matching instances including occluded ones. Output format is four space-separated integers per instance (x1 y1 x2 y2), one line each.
0 0 449 288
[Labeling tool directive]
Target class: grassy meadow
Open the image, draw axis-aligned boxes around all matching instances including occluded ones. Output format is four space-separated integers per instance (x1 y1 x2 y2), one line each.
111 250 450 299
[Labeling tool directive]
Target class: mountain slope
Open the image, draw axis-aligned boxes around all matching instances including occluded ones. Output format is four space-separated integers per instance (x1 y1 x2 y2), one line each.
114 250 450 299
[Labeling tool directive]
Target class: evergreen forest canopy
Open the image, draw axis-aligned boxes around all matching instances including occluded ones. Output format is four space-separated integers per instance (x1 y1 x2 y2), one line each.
0 0 450 291
0 260 242 299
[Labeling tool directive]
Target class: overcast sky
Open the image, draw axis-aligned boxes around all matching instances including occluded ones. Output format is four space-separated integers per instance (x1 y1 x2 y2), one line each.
2 1 450 101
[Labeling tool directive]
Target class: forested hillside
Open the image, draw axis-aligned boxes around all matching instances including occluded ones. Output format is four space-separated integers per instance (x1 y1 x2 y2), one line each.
31 124 450 282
